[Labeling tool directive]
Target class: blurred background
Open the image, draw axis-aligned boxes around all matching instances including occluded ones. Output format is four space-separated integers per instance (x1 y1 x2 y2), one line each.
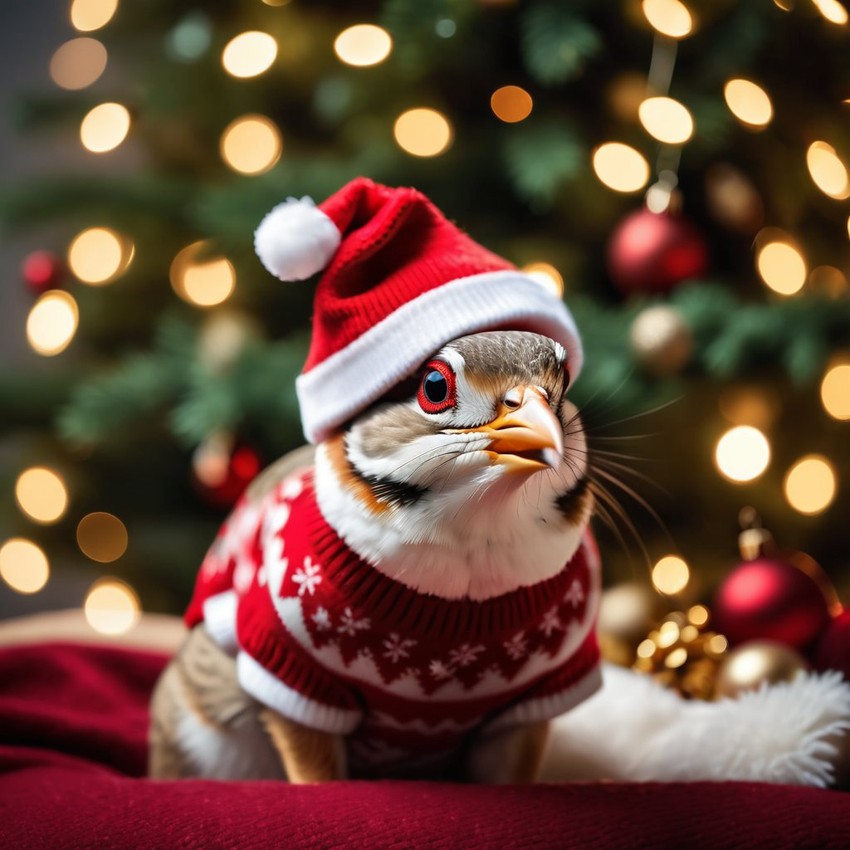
1 0 849 676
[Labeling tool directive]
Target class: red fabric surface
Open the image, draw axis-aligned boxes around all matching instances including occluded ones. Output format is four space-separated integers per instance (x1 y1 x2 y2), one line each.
2 642 850 850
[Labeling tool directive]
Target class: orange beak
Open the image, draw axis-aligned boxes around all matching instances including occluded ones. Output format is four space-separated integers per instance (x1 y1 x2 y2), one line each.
463 387 564 473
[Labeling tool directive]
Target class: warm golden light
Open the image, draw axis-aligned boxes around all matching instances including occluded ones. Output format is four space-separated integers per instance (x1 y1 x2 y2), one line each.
808 265 848 298
641 0 693 37
70 0 118 32
522 262 564 297
784 455 837 515
638 97 694 144
80 102 130 153
222 31 278 78
68 227 132 284
394 108 453 157
723 79 773 128
84 578 140 635
714 425 771 483
0 538 49 594
490 86 534 123
806 141 850 200
170 241 236 307
220 115 282 175
821 362 850 420
652 555 690 595
15 467 68 525
49 38 108 90
77 512 128 563
591 143 650 193
26 291 79 357
756 240 807 296
333 24 392 67
812 0 849 24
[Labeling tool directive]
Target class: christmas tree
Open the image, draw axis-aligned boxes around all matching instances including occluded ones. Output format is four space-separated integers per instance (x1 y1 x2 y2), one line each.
2 0 850 645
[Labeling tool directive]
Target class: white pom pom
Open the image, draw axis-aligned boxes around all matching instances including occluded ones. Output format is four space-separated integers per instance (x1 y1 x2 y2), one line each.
254 197 341 281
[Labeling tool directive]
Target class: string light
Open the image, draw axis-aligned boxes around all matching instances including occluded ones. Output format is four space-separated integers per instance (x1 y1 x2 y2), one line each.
80 102 131 153
77 512 128 563
651 555 690 595
522 263 564 297
222 31 277 78
70 0 118 32
641 0 694 38
591 143 650 193
784 455 837 515
714 425 771 482
220 115 282 175
490 86 534 123
84 578 140 635
820 362 850 420
638 96 694 144
68 227 133 284
333 24 392 67
0 538 49 594
393 109 453 157
26 291 79 357
15 467 68 524
170 241 236 307
806 141 850 199
723 79 773 129
755 237 807 296
811 0 849 24
49 38 107 90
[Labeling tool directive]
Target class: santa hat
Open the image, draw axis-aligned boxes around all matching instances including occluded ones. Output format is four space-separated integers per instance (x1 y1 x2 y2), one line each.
255 177 582 444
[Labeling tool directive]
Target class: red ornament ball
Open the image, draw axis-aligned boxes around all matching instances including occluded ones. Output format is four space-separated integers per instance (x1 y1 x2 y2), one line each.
813 610 850 681
606 207 709 295
193 441 262 509
22 250 65 295
713 556 833 652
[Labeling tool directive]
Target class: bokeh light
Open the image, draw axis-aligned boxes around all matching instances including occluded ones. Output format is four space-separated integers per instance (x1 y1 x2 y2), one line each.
806 141 850 200
651 555 690 595
170 241 236 307
522 262 564 297
49 38 107 90
784 455 837 515
84 578 140 635
80 102 130 152
68 227 133 284
0 538 49 594
77 512 128 563
808 265 848 298
220 115 282 175
26 291 79 357
490 86 534 123
70 0 118 32
394 108 453 157
638 96 694 144
723 79 773 128
714 425 771 483
15 467 68 524
591 143 650 193
755 237 806 296
333 24 392 67
222 31 278 78
812 0 849 24
641 0 693 37
821 362 850 420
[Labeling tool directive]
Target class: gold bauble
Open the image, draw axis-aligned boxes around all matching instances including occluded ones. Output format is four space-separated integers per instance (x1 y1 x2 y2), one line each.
598 582 666 655
715 640 808 699
630 305 693 376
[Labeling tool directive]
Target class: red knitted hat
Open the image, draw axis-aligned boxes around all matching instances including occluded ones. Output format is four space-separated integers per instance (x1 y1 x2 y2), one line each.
255 177 582 444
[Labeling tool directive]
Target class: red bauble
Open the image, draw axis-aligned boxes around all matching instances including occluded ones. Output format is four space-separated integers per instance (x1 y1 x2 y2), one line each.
193 441 262 509
713 556 833 652
606 207 709 295
22 250 65 295
813 610 850 681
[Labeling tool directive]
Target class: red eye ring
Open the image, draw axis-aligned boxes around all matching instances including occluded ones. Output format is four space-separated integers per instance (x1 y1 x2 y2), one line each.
417 360 457 414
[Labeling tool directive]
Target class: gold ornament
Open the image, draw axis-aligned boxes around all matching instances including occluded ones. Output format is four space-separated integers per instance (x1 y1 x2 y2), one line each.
714 640 808 699
630 305 693 376
598 582 667 665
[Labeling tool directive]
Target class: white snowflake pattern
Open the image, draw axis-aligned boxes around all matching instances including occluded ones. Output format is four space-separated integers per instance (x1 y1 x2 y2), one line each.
504 631 529 660
448 643 485 668
429 659 453 680
540 605 562 637
292 557 322 597
312 606 332 631
382 633 417 663
338 607 371 637
281 474 305 501
564 578 585 608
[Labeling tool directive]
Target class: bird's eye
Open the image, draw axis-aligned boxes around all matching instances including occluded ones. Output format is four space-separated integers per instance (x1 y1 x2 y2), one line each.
417 361 456 414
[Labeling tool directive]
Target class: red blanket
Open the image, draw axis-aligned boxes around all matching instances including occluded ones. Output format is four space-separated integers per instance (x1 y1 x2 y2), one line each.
1 642 849 849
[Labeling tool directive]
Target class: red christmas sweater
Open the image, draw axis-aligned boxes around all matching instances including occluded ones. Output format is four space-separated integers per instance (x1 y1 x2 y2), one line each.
185 468 601 778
